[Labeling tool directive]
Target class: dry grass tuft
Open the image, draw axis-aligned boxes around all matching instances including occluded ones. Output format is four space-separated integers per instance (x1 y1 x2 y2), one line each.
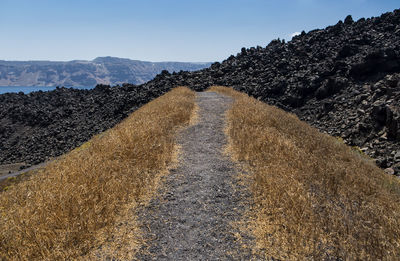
210 86 400 260
0 87 195 260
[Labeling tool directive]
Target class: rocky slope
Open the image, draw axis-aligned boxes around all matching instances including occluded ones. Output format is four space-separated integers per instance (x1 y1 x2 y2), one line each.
169 9 400 175
1 9 400 175
0 84 172 165
0 57 211 87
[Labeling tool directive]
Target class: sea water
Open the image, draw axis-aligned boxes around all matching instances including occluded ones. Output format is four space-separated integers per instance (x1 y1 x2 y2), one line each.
0 86 94 94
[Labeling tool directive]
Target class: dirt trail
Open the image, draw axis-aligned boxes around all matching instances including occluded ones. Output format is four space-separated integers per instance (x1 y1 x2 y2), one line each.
0 162 47 181
136 92 259 260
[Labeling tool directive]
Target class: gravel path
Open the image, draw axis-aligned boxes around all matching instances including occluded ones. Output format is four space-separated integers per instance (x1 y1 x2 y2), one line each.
135 92 258 260
0 162 48 181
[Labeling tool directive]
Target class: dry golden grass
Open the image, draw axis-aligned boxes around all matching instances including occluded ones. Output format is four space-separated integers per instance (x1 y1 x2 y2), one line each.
0 173 31 192
210 86 400 260
0 87 196 260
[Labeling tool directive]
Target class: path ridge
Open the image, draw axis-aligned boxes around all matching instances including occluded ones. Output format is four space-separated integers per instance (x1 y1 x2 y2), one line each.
136 92 257 260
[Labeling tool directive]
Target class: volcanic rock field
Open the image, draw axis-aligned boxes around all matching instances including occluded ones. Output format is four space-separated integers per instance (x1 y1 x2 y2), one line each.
1 9 400 175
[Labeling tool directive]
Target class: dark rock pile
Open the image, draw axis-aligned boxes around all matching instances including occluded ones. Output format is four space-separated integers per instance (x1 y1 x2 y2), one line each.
0 84 172 166
1 9 400 175
168 9 400 175
218 11 400 175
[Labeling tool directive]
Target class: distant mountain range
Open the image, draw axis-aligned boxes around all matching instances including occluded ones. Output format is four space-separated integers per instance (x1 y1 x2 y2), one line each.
0 57 212 87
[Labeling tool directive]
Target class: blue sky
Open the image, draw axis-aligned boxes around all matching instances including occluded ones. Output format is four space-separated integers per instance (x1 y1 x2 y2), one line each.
0 0 398 62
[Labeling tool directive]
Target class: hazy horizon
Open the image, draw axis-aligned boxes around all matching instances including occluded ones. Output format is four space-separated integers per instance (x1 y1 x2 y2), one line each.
1 0 399 62
0 56 215 63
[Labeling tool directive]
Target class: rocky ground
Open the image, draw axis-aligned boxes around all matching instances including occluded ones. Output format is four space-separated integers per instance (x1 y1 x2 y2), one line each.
1 9 400 175
170 9 400 175
0 83 173 166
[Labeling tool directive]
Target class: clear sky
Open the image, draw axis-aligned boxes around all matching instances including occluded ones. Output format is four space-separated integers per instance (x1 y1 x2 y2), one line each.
0 0 398 62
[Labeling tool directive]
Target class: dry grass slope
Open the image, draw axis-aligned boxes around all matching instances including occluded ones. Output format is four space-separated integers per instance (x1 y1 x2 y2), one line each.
0 87 195 260
210 86 400 260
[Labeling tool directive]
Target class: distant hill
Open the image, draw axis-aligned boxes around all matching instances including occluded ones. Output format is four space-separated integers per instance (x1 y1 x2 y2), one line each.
0 57 211 86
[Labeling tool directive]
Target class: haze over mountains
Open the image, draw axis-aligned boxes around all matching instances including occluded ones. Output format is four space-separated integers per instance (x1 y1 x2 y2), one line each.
0 57 211 87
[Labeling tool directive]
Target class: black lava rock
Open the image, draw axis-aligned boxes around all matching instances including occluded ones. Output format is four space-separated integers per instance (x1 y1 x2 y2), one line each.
0 84 173 165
